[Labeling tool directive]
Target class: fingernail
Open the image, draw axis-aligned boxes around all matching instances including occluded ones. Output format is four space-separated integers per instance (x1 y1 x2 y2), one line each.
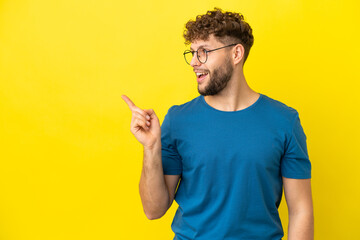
146 115 150 119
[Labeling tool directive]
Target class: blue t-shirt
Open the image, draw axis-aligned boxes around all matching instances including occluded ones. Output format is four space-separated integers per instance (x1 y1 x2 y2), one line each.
161 93 311 240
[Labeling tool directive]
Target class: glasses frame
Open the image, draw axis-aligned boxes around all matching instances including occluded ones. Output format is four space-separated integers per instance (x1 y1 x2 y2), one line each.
183 43 239 65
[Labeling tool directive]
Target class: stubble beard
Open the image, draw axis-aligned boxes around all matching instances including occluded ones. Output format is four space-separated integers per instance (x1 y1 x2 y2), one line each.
198 57 234 96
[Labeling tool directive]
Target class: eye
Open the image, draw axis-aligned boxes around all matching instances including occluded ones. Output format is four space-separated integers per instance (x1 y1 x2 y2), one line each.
198 48 207 56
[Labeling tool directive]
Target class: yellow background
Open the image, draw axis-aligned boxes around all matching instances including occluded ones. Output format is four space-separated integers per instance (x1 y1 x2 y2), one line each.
1 0 359 239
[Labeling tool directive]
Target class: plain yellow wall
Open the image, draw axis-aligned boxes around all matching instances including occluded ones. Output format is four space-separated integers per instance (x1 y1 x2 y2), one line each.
0 0 359 239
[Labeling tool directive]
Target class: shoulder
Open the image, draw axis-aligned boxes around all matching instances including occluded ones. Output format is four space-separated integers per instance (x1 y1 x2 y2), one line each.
260 94 300 126
166 95 202 116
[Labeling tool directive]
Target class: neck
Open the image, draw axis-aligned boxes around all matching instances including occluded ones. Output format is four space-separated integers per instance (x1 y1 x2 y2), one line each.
204 69 259 112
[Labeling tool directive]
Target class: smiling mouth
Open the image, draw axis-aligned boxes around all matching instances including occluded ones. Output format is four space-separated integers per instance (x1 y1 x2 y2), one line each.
196 73 208 83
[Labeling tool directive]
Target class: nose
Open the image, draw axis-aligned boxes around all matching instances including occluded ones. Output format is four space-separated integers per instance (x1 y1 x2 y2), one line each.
190 52 201 67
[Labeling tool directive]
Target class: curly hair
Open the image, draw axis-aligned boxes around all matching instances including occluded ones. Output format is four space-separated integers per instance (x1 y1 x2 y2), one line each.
183 7 254 64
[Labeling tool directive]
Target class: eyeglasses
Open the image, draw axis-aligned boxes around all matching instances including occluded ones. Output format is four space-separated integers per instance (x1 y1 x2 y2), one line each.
183 43 239 65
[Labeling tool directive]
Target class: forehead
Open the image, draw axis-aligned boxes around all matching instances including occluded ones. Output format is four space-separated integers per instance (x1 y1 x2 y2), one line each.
190 44 211 51
189 35 220 50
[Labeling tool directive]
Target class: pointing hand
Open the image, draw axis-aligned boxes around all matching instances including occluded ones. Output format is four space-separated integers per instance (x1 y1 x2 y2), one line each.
122 95 161 148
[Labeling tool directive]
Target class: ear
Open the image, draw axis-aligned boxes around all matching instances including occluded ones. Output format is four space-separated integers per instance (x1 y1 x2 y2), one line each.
232 44 245 65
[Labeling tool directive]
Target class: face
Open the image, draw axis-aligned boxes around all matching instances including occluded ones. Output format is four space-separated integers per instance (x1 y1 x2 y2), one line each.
189 36 234 96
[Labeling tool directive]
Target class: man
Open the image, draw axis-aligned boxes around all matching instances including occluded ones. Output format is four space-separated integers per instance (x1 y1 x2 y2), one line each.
122 8 313 240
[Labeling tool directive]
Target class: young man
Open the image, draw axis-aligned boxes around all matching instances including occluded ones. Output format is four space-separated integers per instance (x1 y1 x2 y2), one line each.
122 8 313 240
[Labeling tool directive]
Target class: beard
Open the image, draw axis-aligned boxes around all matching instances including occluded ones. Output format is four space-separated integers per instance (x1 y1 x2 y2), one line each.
198 56 234 96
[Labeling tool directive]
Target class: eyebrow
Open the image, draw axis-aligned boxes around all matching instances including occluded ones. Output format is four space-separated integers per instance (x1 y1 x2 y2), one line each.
190 44 211 51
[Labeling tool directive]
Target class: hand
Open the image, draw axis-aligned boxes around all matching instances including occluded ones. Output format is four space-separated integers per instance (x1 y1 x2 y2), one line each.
122 94 161 149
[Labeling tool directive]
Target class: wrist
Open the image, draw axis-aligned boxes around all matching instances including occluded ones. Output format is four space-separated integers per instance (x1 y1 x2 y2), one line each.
144 140 161 151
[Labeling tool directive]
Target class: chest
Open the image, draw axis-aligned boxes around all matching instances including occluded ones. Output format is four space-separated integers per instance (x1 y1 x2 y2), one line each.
174 118 285 176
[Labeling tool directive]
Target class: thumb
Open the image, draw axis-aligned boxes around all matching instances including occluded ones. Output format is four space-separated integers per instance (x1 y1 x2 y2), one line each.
144 109 157 119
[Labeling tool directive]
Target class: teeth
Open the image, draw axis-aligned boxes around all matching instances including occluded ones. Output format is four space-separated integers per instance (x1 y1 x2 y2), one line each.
196 73 207 77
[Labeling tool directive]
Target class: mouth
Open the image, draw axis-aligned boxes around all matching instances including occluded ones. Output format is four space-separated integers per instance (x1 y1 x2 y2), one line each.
196 72 209 83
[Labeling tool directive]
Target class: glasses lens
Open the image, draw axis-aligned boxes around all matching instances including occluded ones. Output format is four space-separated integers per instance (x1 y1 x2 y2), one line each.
184 51 193 65
197 48 207 63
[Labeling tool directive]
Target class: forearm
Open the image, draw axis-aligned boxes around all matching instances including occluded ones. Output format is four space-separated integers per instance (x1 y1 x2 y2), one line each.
139 141 170 220
287 211 314 240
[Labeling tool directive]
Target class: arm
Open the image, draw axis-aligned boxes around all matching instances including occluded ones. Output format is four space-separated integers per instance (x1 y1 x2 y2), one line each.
139 141 181 220
121 95 181 220
283 177 314 240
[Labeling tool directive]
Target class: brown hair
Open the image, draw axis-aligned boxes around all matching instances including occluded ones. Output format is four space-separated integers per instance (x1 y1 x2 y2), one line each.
183 7 254 64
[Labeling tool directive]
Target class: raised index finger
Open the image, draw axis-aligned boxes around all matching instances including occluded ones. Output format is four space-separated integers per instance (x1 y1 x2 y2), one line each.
121 95 137 111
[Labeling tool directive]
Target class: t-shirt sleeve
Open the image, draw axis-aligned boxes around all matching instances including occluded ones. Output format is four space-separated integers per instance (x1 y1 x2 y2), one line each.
281 112 312 179
161 106 182 175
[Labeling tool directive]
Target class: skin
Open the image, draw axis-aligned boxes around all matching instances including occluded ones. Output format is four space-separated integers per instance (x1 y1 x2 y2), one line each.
121 94 179 219
190 34 260 112
194 50 234 96
123 33 314 239
284 178 314 240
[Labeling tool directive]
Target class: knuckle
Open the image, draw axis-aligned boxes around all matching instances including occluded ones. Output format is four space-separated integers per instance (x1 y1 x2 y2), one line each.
139 113 147 121
133 111 145 119
137 108 147 116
